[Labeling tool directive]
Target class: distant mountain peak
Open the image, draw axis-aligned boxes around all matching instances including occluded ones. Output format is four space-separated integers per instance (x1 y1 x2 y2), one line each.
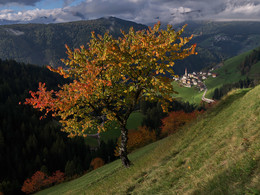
0 15 56 25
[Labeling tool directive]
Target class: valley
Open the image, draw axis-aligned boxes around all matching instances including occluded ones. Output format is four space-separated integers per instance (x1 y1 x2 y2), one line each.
171 46 260 105
36 84 260 195
0 17 259 194
0 18 260 75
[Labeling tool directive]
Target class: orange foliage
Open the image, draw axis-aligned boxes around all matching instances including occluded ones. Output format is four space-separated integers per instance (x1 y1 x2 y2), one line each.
114 126 156 156
21 170 65 194
90 157 105 170
161 110 202 136
45 170 65 185
24 22 196 167
24 22 196 139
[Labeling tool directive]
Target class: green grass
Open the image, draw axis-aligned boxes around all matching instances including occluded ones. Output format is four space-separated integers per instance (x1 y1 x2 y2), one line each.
171 81 203 105
174 47 260 102
37 84 260 195
126 111 144 130
204 50 251 98
249 61 260 80
85 112 144 147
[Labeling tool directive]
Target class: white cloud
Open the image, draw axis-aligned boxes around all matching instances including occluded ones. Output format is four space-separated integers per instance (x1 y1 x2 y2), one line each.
211 2 260 21
0 0 259 24
0 9 14 14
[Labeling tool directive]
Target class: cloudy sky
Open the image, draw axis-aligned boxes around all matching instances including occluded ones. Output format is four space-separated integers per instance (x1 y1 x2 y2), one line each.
0 0 259 24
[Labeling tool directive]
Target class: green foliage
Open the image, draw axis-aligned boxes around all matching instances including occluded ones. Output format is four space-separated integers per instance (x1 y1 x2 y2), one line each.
212 77 253 100
239 47 260 75
126 112 144 130
140 99 197 137
65 160 78 177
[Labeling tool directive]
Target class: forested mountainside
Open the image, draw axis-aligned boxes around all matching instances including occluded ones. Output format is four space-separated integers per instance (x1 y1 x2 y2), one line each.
0 60 117 194
0 17 147 68
1 18 260 75
172 21 260 74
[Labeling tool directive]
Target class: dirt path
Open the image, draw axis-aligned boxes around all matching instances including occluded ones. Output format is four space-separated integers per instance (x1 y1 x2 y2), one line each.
202 87 215 103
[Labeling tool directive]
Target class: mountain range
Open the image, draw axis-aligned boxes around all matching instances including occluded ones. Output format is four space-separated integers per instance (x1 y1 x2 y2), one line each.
0 17 260 75
0 16 56 26
0 17 146 68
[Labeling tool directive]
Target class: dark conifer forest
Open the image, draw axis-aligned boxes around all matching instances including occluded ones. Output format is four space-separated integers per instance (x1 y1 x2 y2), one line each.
0 59 116 194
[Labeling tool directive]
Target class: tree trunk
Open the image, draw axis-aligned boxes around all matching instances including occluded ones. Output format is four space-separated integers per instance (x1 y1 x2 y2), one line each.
119 125 131 167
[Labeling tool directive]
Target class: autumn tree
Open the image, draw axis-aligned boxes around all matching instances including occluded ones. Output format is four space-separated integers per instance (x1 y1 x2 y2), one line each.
25 22 196 167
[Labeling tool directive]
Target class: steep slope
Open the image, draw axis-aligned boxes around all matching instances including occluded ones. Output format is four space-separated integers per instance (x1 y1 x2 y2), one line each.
0 17 147 67
1 19 260 75
37 85 260 194
173 21 260 74
205 46 260 98
172 46 260 104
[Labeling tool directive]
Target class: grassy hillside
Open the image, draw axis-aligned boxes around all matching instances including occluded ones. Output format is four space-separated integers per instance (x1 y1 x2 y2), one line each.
171 81 203 105
37 85 260 194
204 49 253 98
174 46 260 103
84 112 144 147
173 21 260 74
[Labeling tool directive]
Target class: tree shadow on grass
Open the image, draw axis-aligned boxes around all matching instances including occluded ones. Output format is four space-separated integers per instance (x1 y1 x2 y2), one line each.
207 88 250 117
192 154 259 195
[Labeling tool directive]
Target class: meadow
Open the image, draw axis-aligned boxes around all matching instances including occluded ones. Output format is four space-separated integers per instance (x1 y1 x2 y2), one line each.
36 85 260 195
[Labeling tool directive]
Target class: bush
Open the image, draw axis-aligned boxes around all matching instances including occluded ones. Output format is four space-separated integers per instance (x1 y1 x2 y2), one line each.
114 126 156 156
90 157 105 170
161 110 202 136
21 170 65 194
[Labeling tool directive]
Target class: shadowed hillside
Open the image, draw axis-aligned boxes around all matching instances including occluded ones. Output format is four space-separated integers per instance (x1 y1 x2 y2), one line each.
0 17 147 67
1 19 260 75
37 84 260 195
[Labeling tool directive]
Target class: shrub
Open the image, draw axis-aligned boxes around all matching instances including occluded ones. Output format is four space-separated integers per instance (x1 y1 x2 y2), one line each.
21 170 65 194
114 126 156 156
161 110 202 136
90 157 105 170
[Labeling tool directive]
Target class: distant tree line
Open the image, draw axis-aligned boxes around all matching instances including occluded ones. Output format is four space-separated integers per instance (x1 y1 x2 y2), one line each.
139 99 199 137
239 48 260 75
0 59 116 194
212 78 254 100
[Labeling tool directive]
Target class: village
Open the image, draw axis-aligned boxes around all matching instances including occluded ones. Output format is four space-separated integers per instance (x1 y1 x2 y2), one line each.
174 68 217 91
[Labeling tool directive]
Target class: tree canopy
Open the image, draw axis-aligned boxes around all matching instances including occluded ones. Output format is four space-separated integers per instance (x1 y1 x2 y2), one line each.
25 22 196 167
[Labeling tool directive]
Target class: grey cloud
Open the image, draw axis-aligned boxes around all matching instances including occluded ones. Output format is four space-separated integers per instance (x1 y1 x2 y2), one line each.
79 0 144 16
0 0 40 5
72 11 85 20
73 0 260 24
63 0 76 7
0 0 259 24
